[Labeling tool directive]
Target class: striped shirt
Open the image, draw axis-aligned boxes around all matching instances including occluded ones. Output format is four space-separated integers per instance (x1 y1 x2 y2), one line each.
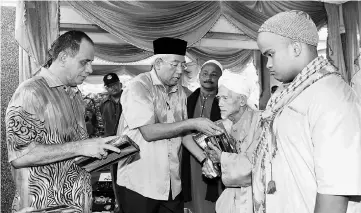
6 68 91 212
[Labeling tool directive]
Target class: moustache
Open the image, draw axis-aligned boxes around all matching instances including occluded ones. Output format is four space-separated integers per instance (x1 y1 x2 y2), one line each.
203 80 213 84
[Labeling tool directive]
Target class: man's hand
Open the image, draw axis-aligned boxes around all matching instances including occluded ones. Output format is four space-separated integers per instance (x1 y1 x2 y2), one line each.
191 118 224 136
202 158 218 179
206 143 222 163
78 136 121 159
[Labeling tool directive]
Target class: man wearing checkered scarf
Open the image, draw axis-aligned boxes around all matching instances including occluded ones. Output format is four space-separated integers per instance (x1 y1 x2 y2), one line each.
253 10 361 213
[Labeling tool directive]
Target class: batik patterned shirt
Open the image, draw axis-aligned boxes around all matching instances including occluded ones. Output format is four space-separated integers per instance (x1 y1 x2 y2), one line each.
6 68 92 212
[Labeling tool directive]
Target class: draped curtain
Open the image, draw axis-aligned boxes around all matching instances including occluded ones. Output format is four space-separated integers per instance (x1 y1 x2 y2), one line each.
17 0 340 83
67 1 221 51
66 0 327 74
324 3 347 81
15 0 59 82
342 1 360 82
94 44 153 63
222 1 326 40
187 47 253 72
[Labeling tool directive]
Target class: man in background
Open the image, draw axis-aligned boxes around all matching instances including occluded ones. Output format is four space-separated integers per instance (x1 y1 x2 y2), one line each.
101 73 123 137
182 60 223 213
100 72 123 212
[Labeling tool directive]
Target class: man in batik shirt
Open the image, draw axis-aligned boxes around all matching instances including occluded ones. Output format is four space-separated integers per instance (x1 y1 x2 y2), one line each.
253 10 361 213
6 30 120 213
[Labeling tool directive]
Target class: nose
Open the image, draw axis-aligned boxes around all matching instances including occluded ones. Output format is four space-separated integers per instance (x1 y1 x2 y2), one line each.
205 75 212 81
218 99 225 107
266 58 273 70
85 63 93 74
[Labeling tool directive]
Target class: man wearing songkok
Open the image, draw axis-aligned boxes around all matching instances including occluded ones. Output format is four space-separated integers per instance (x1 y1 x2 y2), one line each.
116 37 223 213
6 30 120 213
182 60 223 213
253 10 361 213
202 70 261 213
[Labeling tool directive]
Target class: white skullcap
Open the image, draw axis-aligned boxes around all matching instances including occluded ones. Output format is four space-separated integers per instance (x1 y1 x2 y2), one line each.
201 60 223 72
258 10 319 46
218 71 251 98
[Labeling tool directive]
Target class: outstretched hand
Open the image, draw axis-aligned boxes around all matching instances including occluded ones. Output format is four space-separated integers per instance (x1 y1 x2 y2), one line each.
193 118 224 136
201 158 217 179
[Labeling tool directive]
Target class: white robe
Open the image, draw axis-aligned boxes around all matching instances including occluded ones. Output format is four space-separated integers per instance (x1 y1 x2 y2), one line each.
266 75 361 213
216 109 261 213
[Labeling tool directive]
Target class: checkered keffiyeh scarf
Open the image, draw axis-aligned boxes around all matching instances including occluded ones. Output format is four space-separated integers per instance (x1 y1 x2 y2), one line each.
252 56 341 213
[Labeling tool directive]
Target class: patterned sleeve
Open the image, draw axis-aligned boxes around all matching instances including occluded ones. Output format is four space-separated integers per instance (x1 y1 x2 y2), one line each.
6 85 46 162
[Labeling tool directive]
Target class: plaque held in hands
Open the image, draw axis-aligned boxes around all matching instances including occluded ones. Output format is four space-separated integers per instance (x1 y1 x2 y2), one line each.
74 135 140 173
192 120 237 177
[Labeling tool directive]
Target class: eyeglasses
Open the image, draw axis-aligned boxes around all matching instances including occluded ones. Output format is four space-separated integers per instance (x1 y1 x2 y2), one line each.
162 59 188 70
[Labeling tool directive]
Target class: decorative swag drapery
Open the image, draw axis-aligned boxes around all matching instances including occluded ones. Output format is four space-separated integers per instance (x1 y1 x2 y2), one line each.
17 0 354 83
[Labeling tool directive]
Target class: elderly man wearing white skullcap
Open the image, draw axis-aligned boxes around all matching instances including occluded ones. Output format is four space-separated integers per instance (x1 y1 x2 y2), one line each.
202 70 262 213
253 10 361 213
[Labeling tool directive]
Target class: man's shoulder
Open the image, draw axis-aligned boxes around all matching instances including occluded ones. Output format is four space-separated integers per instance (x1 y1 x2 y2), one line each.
17 76 47 90
309 73 350 98
131 72 152 84
293 73 355 112
187 88 200 100
11 76 49 101
100 96 111 104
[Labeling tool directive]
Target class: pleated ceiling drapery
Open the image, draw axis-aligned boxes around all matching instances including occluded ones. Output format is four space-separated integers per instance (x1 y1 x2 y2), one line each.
67 1 222 51
18 0 349 82
67 0 327 72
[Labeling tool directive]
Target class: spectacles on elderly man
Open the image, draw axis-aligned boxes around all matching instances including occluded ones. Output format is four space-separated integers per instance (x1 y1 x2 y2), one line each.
161 59 188 70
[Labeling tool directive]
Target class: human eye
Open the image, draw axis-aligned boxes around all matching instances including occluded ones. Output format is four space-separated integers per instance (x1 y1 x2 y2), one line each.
266 51 274 58
81 60 91 66
211 74 218 78
181 63 187 69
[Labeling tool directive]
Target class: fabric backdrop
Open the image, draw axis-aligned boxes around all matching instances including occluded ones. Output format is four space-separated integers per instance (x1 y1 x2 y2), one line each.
16 0 355 85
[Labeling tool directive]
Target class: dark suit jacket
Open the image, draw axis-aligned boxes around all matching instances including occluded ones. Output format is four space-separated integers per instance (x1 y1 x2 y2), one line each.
181 88 222 202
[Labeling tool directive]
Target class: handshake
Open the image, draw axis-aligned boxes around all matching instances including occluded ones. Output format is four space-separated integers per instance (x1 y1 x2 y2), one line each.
193 120 237 178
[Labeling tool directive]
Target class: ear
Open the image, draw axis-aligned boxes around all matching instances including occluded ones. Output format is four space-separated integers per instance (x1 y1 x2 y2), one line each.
58 51 68 65
291 41 302 57
239 95 247 107
154 58 162 71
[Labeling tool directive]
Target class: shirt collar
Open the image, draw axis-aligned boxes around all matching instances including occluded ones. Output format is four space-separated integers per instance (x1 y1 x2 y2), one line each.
39 67 80 98
38 67 64 88
150 69 178 93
